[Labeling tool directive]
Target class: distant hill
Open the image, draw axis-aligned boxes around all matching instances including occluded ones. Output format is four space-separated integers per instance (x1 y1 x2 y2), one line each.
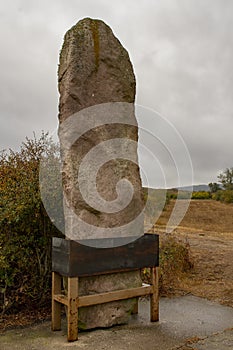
177 184 210 192
144 184 223 193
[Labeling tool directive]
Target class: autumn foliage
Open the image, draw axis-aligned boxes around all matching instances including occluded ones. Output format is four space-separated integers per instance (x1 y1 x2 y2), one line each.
0 133 63 314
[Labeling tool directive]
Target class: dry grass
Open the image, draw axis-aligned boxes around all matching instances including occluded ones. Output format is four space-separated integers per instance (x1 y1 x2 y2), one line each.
153 199 233 306
141 235 194 296
156 199 233 234
158 236 194 295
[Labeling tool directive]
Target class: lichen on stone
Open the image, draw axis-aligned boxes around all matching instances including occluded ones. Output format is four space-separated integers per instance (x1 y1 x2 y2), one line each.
90 20 100 69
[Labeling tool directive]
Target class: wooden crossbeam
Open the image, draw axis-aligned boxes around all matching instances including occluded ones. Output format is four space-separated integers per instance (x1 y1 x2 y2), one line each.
54 293 68 306
78 284 153 307
53 284 154 308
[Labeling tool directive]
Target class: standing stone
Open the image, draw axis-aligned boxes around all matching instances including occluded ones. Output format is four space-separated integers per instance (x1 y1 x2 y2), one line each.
58 17 135 121
58 18 144 329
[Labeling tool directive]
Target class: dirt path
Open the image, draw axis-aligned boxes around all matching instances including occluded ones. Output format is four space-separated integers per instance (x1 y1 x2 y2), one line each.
174 229 233 307
153 199 233 307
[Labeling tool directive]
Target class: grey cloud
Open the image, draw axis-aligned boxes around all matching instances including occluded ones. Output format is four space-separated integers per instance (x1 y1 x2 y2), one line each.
0 0 233 187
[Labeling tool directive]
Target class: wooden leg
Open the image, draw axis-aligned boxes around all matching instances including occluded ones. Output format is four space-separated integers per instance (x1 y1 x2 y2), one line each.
67 277 78 342
52 272 62 331
132 298 139 314
150 267 159 322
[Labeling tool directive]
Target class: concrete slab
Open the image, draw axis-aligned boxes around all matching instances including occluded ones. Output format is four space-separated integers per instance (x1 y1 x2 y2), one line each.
1 296 233 350
177 329 233 350
138 295 233 338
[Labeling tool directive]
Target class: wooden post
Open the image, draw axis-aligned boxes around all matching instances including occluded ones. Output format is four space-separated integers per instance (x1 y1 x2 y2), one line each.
52 272 62 331
132 298 139 314
67 277 78 342
150 267 159 322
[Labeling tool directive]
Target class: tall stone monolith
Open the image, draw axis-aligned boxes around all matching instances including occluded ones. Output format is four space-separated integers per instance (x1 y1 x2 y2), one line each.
58 18 145 329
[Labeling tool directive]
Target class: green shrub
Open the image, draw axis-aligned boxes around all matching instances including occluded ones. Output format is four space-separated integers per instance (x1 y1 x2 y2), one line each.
169 193 178 199
166 189 178 200
222 190 233 203
212 190 222 201
212 190 233 203
191 191 211 199
0 133 63 314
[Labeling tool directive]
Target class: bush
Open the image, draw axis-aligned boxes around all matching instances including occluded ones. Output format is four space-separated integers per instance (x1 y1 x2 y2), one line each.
221 190 233 203
0 133 63 314
169 193 178 199
212 190 222 201
212 190 233 203
141 235 193 293
159 236 193 289
191 191 211 200
167 189 178 200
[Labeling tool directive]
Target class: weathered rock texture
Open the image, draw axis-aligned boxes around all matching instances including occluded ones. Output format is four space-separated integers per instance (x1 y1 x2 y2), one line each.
58 18 135 121
64 272 141 329
58 18 144 329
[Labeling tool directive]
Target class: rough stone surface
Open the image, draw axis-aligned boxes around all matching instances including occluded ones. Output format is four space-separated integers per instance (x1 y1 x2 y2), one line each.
58 18 135 121
78 272 141 329
58 18 144 329
58 18 144 238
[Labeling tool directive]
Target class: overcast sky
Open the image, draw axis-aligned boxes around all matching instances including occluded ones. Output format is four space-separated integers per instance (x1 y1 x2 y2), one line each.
1 0 233 187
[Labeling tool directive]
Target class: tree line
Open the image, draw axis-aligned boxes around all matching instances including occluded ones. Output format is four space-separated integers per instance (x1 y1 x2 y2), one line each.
208 168 233 203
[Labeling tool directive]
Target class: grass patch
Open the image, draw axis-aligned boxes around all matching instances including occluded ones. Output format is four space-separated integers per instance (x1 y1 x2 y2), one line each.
141 235 193 295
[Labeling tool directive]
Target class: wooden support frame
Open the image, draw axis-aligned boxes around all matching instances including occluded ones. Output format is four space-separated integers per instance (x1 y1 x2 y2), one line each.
67 277 78 341
51 267 159 342
51 272 61 331
150 267 159 322
51 234 159 342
